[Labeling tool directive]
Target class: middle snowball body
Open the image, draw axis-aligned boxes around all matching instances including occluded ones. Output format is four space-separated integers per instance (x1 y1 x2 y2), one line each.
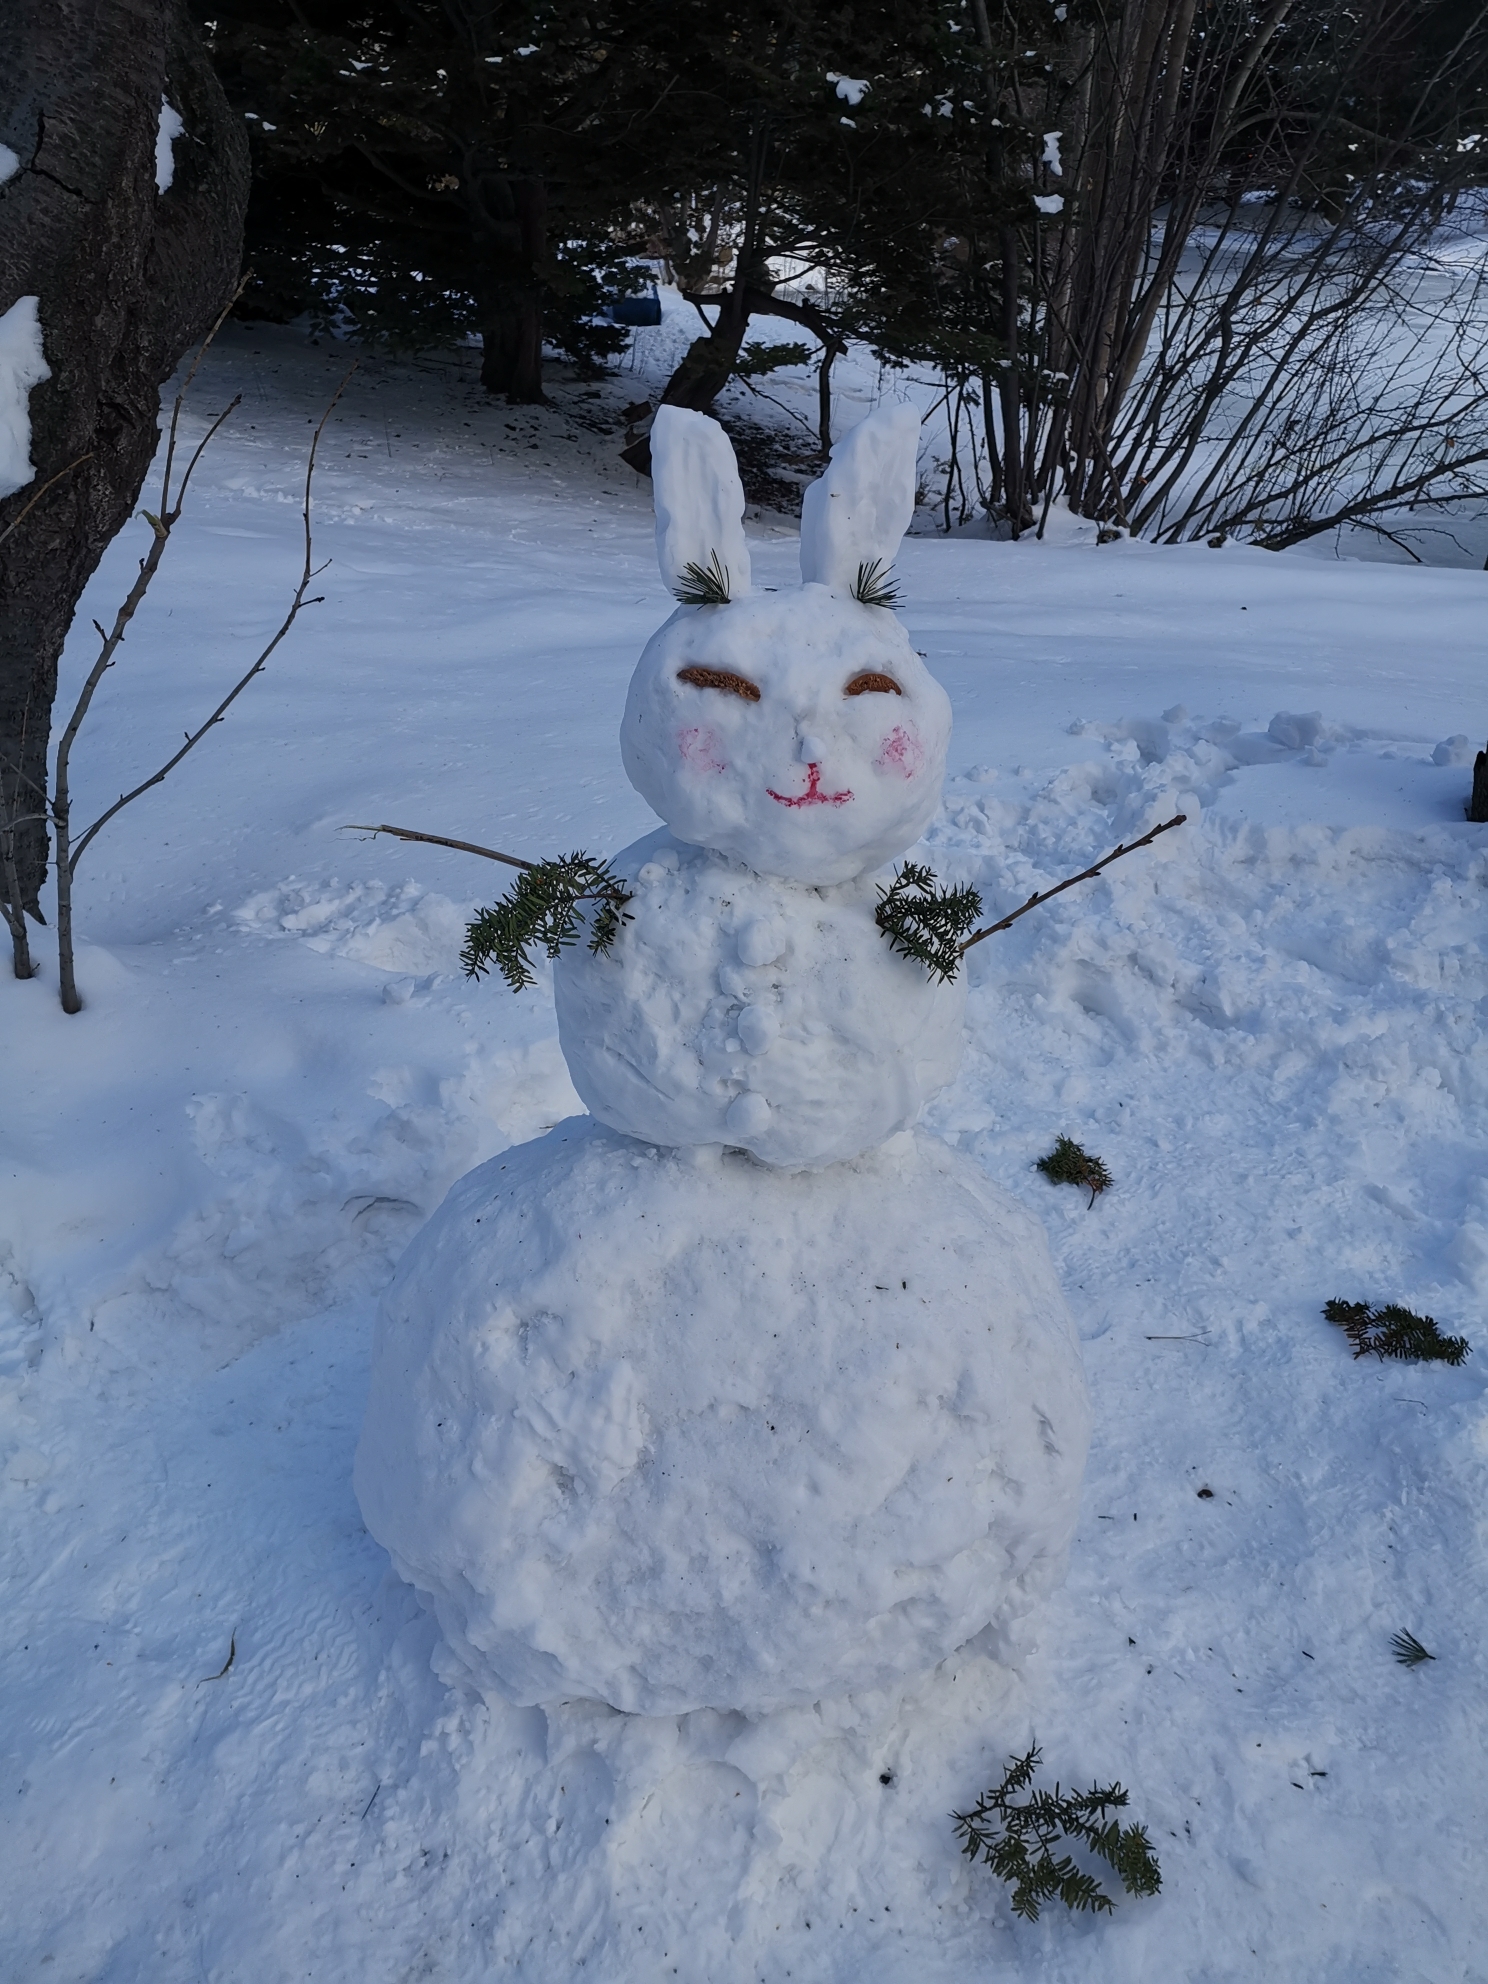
555 828 965 1169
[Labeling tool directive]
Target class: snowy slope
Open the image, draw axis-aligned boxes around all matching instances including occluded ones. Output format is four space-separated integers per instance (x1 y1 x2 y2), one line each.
2 324 1486 1983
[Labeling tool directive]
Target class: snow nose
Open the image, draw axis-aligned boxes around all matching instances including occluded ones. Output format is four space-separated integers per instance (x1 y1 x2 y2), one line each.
798 733 828 764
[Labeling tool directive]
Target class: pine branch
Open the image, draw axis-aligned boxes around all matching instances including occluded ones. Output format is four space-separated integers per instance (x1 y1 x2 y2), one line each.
852 558 901 608
953 1746 1160 1924
1036 1135 1113 1207
1324 1299 1470 1366
875 862 983 982
1390 1629 1436 1667
462 853 632 993
673 551 734 606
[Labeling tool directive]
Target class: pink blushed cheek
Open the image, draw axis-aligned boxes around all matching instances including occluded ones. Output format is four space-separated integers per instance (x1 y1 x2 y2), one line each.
678 725 727 774
874 724 924 779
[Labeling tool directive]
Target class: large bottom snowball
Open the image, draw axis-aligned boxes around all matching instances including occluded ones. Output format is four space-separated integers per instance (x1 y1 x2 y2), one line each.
355 1118 1090 1717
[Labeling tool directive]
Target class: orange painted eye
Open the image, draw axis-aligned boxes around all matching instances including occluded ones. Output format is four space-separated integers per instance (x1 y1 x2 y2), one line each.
844 671 902 696
676 665 761 701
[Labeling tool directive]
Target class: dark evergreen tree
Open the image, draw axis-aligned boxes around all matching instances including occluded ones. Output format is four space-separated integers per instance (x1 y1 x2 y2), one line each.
198 0 1034 428
199 0 659 399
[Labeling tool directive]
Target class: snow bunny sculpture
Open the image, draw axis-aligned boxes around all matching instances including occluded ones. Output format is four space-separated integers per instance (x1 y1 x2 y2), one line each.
556 401 961 1169
355 405 1092 1718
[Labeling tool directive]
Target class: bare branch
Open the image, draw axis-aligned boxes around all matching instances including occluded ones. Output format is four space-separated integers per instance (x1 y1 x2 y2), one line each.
68 367 357 877
960 814 1188 954
159 272 250 514
343 823 534 870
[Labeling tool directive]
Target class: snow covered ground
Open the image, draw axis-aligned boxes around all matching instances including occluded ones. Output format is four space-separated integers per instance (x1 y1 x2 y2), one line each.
3 320 1486 1982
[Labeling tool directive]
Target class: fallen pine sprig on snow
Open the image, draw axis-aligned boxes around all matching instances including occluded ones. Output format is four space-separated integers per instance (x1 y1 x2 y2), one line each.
1037 1136 1114 1206
1323 1299 1470 1367
953 1744 1161 1922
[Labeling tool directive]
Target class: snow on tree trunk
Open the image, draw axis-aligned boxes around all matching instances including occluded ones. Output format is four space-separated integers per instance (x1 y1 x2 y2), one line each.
0 0 248 930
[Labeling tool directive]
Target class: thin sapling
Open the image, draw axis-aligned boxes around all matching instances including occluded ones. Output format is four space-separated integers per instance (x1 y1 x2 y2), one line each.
44 283 350 1011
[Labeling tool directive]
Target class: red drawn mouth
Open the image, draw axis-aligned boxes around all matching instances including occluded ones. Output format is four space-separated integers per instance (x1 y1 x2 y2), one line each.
767 763 854 808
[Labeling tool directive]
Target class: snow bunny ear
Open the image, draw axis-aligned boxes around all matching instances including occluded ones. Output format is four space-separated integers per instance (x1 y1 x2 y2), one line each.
799 401 922 598
650 405 752 604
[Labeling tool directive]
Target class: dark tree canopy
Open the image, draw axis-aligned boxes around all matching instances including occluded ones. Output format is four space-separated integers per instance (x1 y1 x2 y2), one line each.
200 0 1035 412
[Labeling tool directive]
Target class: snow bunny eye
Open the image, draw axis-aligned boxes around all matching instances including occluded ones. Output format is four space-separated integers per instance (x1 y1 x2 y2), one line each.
844 671 902 696
677 665 761 701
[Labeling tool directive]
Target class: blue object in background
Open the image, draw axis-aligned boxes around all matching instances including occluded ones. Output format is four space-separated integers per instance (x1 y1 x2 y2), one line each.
604 286 662 327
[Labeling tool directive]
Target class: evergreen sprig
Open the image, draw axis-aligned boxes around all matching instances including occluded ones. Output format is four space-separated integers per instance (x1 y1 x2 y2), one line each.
462 853 632 992
1324 1299 1470 1367
875 862 983 982
673 551 734 606
1390 1629 1436 1667
954 1746 1161 1923
852 557 901 608
1036 1135 1114 1207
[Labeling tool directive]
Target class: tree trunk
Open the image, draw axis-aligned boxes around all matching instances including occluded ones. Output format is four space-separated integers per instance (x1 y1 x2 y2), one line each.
624 122 777 477
1470 744 1488 824
618 275 821 477
0 0 248 968
469 171 547 403
620 286 757 475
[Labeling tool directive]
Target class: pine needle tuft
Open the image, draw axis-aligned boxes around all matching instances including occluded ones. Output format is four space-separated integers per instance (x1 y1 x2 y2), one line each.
953 1745 1161 1923
852 558 901 608
1323 1299 1470 1366
1390 1629 1436 1667
673 551 733 606
462 853 632 992
1036 1135 1113 1207
874 862 982 982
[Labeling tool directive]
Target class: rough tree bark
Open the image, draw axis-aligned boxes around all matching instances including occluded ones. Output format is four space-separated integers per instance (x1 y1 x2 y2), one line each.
0 0 248 974
466 167 548 403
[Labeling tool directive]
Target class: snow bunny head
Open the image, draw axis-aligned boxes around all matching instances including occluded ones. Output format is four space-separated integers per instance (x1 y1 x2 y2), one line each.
620 404 952 886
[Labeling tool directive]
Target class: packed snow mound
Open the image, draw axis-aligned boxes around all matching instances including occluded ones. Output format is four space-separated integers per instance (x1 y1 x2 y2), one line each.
554 828 964 1168
354 1116 1090 1716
